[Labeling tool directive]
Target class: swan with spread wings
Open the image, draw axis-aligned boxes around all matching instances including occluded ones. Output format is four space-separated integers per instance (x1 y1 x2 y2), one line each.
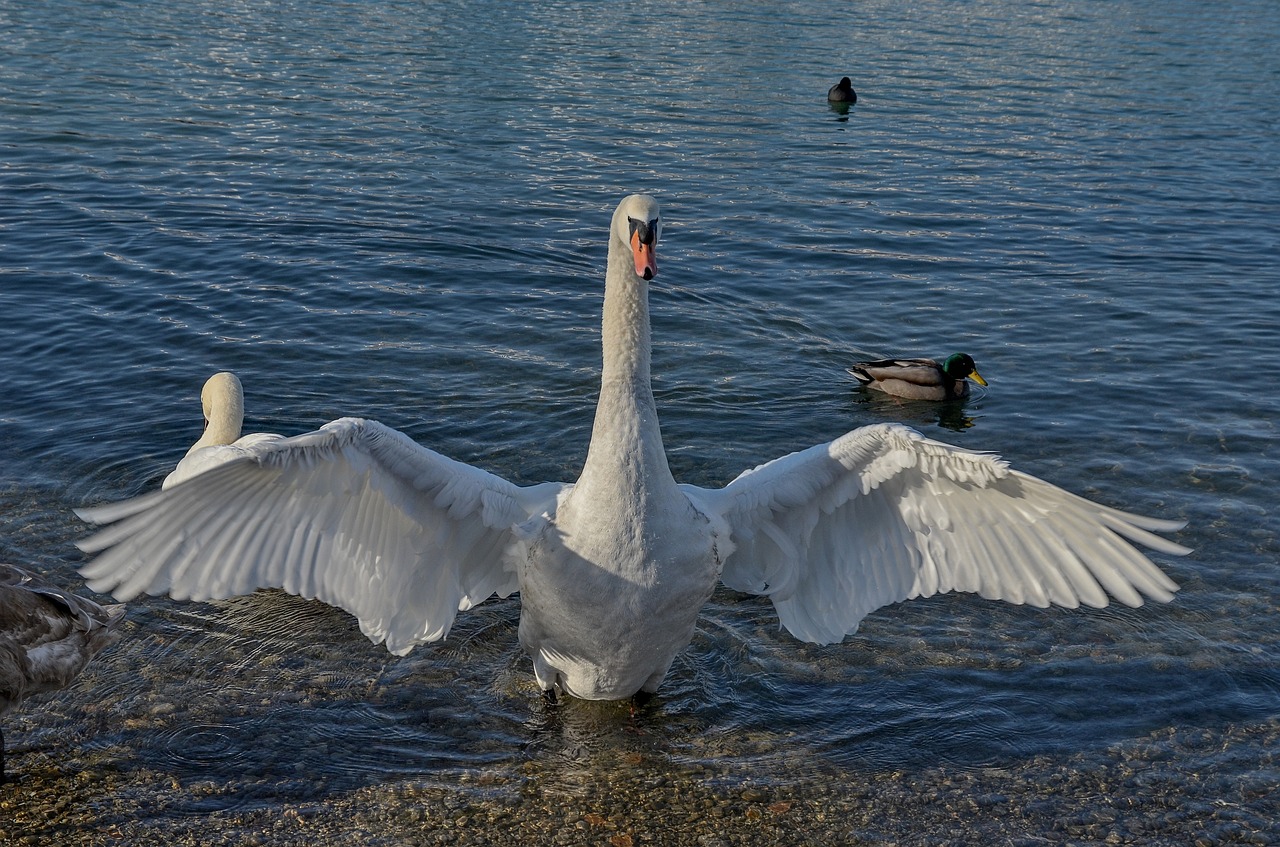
77 195 1187 702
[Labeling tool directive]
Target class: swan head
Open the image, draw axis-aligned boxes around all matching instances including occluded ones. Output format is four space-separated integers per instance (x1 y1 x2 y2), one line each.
612 194 661 281
195 371 245 449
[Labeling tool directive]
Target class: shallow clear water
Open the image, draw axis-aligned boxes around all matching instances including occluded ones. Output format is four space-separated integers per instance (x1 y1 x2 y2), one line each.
2 0 1277 844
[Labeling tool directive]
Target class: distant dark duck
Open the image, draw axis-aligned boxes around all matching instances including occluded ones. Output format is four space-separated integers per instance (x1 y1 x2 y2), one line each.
0 563 125 780
849 353 987 401
827 77 857 103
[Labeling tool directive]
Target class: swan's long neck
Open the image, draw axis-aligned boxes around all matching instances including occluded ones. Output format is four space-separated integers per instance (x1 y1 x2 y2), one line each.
197 411 241 452
189 374 244 454
574 233 676 505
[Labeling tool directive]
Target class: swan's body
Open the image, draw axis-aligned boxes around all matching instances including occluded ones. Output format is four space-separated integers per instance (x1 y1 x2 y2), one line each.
77 195 1187 702
514 207 720 697
850 353 987 401
1 563 125 779
828 77 857 103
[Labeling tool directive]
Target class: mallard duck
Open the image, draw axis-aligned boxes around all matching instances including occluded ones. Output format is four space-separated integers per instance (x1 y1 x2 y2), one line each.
78 196 1184 704
849 353 987 401
827 77 857 103
0 563 125 780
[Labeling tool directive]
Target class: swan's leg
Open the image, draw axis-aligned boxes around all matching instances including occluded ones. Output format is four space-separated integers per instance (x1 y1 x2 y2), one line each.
629 689 656 719
640 659 674 695
529 650 561 693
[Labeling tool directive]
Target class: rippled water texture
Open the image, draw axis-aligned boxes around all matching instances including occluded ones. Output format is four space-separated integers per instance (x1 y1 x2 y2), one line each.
1 0 1277 844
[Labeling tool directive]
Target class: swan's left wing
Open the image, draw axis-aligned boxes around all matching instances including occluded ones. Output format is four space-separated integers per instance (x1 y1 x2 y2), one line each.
686 423 1188 645
77 418 563 655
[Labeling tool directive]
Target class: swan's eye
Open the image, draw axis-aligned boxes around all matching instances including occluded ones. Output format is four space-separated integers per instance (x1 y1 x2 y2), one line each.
628 216 659 246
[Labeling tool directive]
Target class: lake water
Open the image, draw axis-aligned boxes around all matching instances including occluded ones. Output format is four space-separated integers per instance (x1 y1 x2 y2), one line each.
2 0 1277 844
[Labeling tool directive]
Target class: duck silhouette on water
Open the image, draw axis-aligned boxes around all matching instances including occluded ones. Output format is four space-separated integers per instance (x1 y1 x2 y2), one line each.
828 77 857 103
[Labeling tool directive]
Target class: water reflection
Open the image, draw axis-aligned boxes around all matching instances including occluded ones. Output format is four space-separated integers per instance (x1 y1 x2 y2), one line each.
849 386 985 432
828 100 854 121
3 0 1278 838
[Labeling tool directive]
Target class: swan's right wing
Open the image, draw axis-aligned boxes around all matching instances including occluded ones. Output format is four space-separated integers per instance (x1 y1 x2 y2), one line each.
78 418 563 655
690 423 1187 645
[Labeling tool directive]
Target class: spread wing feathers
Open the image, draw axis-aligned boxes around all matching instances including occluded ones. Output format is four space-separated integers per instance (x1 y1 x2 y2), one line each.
77 418 564 655
698 423 1188 645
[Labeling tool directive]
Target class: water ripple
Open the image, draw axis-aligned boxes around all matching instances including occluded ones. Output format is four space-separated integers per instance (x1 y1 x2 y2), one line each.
2 0 1278 841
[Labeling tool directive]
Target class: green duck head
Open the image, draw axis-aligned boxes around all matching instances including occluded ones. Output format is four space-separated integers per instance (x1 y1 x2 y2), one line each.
943 353 987 386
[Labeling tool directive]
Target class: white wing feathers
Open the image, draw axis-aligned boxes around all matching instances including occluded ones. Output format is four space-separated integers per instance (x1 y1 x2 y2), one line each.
701 423 1188 646
77 418 563 655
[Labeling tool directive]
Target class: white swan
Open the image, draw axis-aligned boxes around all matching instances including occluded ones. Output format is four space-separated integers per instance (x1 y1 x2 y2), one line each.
163 372 281 489
76 195 1188 701
1 563 125 780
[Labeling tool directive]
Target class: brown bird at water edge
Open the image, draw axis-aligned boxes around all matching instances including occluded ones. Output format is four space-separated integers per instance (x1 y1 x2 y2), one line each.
0 563 125 781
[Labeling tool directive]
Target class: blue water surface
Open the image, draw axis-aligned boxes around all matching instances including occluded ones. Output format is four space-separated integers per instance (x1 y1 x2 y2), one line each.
1 0 1277 843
